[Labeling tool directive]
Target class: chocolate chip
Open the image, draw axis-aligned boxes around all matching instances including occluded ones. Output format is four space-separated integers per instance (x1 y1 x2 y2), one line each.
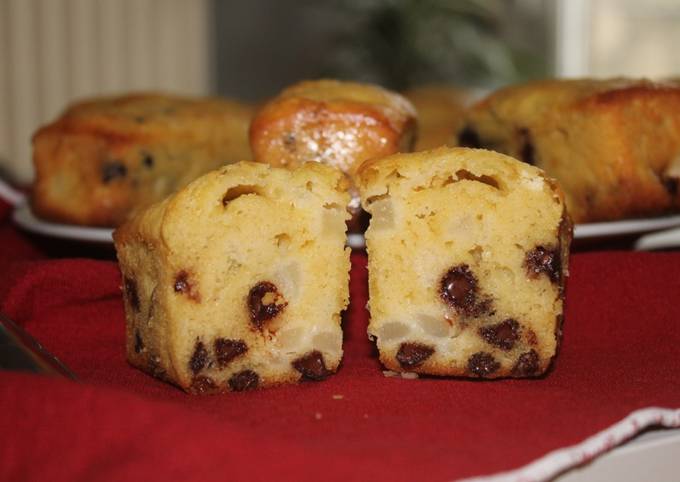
440 265 476 309
518 128 535 165
214 338 248 367
292 351 331 381
147 355 166 378
283 133 296 152
124 277 140 312
458 125 481 148
512 350 540 376
142 153 154 168
468 352 500 377
396 342 435 368
174 271 200 301
525 246 560 283
526 329 538 346
582 193 597 216
174 271 189 292
101 160 127 183
479 319 520 351
189 340 209 374
248 281 287 330
440 265 488 316
134 330 144 354
663 176 678 197
228 370 260 391
190 375 217 394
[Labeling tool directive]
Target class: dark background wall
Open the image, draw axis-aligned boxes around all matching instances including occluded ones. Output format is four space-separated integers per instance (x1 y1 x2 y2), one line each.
214 0 551 102
214 1 343 101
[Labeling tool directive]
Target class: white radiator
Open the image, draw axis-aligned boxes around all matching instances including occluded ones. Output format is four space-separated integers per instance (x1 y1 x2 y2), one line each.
0 0 213 184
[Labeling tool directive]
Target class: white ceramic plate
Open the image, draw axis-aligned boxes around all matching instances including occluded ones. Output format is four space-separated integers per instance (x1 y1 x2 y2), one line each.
11 201 371 248
12 200 114 243
12 198 680 248
573 214 680 239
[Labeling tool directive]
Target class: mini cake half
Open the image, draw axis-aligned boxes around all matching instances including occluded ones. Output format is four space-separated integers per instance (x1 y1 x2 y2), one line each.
114 161 351 393
357 147 571 378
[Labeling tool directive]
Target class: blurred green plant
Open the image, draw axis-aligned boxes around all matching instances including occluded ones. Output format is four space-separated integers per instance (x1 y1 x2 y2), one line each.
315 0 547 89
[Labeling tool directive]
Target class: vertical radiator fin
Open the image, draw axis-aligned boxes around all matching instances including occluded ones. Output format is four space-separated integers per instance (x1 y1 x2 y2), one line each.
0 0 212 184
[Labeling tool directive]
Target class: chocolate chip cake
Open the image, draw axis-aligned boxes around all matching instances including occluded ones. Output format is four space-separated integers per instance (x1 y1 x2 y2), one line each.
32 93 253 226
113 161 351 393
403 85 467 151
357 147 571 378
459 78 680 223
249 79 417 231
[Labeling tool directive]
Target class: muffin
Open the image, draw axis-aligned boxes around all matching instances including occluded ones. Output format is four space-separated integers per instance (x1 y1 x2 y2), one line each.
459 78 680 223
114 161 351 393
32 93 253 226
357 147 571 378
403 84 467 150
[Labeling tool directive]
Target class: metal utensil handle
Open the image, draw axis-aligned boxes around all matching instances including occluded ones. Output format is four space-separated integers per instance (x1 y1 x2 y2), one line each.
0 312 78 380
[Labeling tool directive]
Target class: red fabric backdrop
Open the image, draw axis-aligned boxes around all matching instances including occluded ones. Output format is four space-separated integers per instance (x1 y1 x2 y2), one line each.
1 198 679 481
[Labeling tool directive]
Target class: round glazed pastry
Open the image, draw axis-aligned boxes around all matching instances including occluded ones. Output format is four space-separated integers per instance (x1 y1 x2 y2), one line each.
114 161 351 393
357 147 571 378
249 79 417 232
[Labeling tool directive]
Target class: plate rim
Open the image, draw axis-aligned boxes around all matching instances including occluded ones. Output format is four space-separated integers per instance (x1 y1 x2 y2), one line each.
12 200 114 243
12 200 680 246
573 214 680 238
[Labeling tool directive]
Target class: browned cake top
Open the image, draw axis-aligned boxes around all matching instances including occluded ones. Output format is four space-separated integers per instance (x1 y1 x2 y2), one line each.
34 93 253 141
403 85 467 150
31 93 254 227
470 78 680 126
464 78 680 223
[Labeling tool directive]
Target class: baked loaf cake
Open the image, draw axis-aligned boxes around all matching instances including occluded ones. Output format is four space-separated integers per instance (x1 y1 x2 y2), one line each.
459 78 680 223
113 161 350 393
403 85 467 151
33 93 253 226
358 147 571 378
249 79 417 231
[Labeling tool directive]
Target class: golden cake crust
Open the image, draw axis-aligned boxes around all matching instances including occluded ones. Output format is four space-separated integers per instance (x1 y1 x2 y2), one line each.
403 85 467 150
32 93 253 226
462 78 680 223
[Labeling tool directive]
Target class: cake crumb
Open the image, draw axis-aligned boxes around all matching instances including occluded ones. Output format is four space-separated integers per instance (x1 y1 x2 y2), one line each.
382 370 419 379
332 394 344 400
314 412 323 420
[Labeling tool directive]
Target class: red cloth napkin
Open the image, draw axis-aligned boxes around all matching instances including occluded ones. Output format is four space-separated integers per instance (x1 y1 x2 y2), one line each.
1 219 680 481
